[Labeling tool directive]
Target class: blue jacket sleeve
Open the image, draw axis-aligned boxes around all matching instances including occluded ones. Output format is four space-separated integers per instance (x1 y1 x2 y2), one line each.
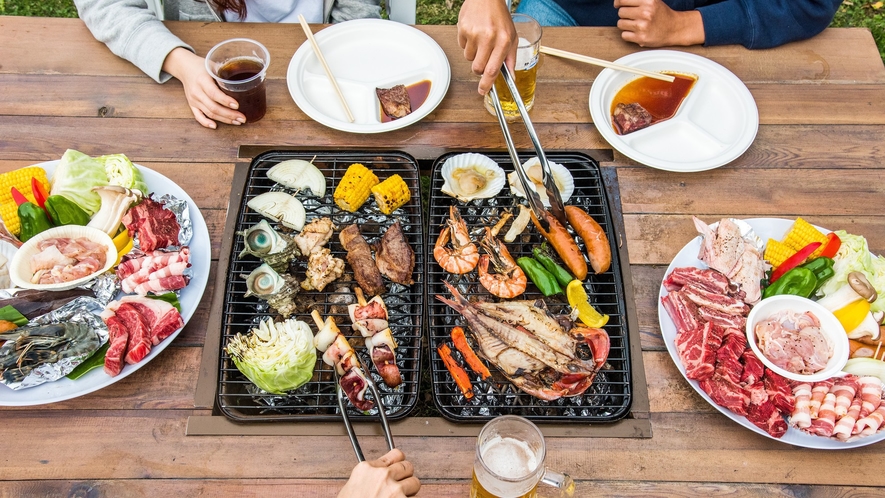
688 0 843 49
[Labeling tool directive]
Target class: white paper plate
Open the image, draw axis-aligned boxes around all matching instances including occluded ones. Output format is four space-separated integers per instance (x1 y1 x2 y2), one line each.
10 225 117 291
658 217 885 449
590 50 758 172
0 161 211 406
287 19 451 133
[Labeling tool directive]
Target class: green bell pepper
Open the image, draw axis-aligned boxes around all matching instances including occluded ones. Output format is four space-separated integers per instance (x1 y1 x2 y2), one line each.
45 195 91 227
532 246 574 287
800 257 835 292
17 201 53 242
516 257 563 296
762 266 818 299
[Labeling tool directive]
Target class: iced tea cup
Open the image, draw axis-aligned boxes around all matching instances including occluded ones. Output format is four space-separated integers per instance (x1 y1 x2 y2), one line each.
471 415 574 498
205 38 270 123
484 14 542 121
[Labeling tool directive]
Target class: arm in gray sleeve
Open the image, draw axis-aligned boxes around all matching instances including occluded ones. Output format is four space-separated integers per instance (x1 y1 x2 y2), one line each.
73 0 195 83
329 0 381 23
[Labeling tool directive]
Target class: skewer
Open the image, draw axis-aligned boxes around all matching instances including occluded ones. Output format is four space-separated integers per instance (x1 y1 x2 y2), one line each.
540 46 676 82
297 14 355 123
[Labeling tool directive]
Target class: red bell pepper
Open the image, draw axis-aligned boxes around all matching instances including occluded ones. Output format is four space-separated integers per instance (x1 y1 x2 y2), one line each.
770 241 822 283
819 232 842 259
10 187 30 207
31 177 50 210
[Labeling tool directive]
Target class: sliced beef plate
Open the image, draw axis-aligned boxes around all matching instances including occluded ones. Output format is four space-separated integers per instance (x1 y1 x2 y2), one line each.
674 321 723 381
103 315 130 377
117 303 153 364
123 198 181 252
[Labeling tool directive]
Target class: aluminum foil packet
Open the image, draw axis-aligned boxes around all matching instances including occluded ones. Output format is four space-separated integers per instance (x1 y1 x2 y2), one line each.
0 297 109 390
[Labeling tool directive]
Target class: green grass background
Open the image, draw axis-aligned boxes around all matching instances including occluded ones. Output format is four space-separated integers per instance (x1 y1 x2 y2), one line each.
1 0 882 61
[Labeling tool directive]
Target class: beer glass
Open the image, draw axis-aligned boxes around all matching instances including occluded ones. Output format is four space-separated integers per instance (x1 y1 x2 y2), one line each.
205 38 270 123
484 14 542 120
471 415 575 498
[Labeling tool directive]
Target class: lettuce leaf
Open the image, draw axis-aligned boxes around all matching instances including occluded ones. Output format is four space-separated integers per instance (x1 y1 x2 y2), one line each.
49 149 109 215
817 230 885 312
97 153 148 194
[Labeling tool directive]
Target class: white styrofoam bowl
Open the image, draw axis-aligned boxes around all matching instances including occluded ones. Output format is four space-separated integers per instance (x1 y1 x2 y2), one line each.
746 294 848 382
10 225 117 291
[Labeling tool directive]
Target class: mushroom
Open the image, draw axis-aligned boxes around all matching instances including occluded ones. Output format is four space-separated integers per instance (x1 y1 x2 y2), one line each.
848 271 878 303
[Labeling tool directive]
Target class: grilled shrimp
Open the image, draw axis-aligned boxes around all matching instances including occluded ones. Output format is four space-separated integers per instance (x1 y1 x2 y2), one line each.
478 228 526 299
434 205 479 274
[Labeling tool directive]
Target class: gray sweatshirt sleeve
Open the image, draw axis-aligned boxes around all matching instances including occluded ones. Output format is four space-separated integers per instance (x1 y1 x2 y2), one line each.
73 0 194 83
329 0 381 23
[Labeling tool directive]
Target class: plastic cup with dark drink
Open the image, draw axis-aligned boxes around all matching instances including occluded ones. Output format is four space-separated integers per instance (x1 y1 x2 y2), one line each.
205 38 270 123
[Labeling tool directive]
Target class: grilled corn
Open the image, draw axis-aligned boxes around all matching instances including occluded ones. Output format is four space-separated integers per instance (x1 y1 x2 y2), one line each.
0 167 51 236
782 217 827 253
334 163 378 212
371 174 410 215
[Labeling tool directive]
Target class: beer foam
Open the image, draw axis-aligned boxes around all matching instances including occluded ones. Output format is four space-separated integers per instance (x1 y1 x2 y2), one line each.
481 436 539 479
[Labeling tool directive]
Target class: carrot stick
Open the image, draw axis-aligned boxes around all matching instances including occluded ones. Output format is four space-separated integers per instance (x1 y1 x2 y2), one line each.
451 326 491 380
437 343 474 399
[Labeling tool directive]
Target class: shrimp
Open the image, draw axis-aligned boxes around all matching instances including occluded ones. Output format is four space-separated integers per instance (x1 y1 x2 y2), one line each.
478 227 526 299
434 205 479 274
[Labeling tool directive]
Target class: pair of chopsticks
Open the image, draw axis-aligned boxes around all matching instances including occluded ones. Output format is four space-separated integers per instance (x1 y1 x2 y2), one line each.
540 46 675 82
297 14 355 122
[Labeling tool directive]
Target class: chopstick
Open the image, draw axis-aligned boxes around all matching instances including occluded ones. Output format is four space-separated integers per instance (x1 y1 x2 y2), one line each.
297 14 355 123
540 46 675 82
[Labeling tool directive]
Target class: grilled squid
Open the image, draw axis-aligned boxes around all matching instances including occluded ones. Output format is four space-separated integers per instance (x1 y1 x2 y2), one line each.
349 288 402 387
311 310 373 411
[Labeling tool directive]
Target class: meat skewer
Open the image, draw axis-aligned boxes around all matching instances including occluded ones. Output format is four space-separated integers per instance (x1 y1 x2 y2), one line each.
348 287 402 387
311 310 373 411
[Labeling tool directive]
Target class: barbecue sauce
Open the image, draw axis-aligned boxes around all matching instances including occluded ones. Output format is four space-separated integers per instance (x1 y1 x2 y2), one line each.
610 72 697 134
379 80 431 123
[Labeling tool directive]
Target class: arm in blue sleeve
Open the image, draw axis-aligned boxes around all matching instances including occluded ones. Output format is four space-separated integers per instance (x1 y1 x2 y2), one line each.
73 0 194 83
696 0 843 49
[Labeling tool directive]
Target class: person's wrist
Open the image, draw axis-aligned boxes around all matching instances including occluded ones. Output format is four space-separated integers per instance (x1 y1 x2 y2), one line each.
675 10 705 46
161 47 198 81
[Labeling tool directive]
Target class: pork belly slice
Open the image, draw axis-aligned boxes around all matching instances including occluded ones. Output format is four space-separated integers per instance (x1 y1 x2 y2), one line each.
612 102 652 134
376 85 412 120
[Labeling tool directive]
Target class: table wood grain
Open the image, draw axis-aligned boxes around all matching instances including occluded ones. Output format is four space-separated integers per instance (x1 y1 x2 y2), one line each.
1 16 885 496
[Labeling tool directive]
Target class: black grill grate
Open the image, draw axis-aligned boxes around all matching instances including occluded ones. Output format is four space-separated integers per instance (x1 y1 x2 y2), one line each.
218 151 424 422
427 152 632 423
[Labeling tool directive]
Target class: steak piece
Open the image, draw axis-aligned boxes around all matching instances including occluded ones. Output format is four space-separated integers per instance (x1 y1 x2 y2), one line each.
375 221 414 285
376 85 412 120
339 224 386 296
612 102 653 134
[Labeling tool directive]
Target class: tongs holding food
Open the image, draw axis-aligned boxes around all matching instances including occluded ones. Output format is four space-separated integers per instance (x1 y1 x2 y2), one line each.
489 63 567 229
334 369 395 462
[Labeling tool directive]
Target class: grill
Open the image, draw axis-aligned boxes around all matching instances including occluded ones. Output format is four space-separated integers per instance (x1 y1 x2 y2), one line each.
217 150 424 422
427 152 632 423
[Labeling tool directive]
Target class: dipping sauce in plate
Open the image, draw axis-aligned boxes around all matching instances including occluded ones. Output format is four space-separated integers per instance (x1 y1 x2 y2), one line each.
610 72 697 134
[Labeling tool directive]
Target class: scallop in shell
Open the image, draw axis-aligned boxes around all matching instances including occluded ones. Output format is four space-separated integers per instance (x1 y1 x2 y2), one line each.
440 153 506 202
507 157 575 207
237 220 299 272
243 263 300 318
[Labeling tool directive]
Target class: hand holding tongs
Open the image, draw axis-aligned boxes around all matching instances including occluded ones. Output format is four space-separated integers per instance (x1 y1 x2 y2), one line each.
334 370 395 462
489 63 567 230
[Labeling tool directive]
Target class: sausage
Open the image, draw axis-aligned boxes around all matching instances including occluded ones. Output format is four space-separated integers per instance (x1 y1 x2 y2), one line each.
565 206 612 274
531 210 587 280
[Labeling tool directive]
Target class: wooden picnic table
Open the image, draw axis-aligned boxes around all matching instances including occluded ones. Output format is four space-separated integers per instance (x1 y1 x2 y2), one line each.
2 15 885 496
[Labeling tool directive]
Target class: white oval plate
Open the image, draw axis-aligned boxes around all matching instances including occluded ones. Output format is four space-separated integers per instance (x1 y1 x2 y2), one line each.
287 19 451 134
658 217 885 449
0 161 211 406
590 50 758 172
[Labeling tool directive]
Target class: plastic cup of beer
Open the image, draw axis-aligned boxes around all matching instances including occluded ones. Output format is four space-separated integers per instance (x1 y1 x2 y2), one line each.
471 415 574 498
205 38 270 123
484 14 542 120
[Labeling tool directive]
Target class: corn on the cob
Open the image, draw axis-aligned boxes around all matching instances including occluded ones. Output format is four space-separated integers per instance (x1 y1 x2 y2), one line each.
0 167 51 236
782 217 827 253
764 238 794 268
371 175 410 215
334 163 378 212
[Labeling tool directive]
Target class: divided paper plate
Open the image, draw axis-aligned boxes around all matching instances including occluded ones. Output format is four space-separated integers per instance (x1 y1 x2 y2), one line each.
589 50 758 172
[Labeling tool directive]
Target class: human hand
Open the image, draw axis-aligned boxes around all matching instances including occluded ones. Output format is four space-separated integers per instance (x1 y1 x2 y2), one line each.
614 0 705 47
457 0 518 96
337 449 421 498
161 47 247 129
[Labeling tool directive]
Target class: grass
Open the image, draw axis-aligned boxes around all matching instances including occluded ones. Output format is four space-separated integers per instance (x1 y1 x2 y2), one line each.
0 0 882 61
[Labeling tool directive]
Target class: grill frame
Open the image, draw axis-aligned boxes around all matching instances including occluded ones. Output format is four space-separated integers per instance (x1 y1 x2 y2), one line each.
426 151 633 423
217 150 425 422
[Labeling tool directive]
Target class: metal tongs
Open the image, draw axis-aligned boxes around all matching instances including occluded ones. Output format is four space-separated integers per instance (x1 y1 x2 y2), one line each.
489 64 567 229
334 370 395 462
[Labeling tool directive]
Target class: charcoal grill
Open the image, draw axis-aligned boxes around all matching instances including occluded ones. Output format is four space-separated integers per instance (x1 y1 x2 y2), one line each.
427 152 632 423
217 150 424 422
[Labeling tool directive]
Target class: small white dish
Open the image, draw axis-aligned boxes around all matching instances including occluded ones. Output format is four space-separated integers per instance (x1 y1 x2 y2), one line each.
10 225 117 291
746 295 848 383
